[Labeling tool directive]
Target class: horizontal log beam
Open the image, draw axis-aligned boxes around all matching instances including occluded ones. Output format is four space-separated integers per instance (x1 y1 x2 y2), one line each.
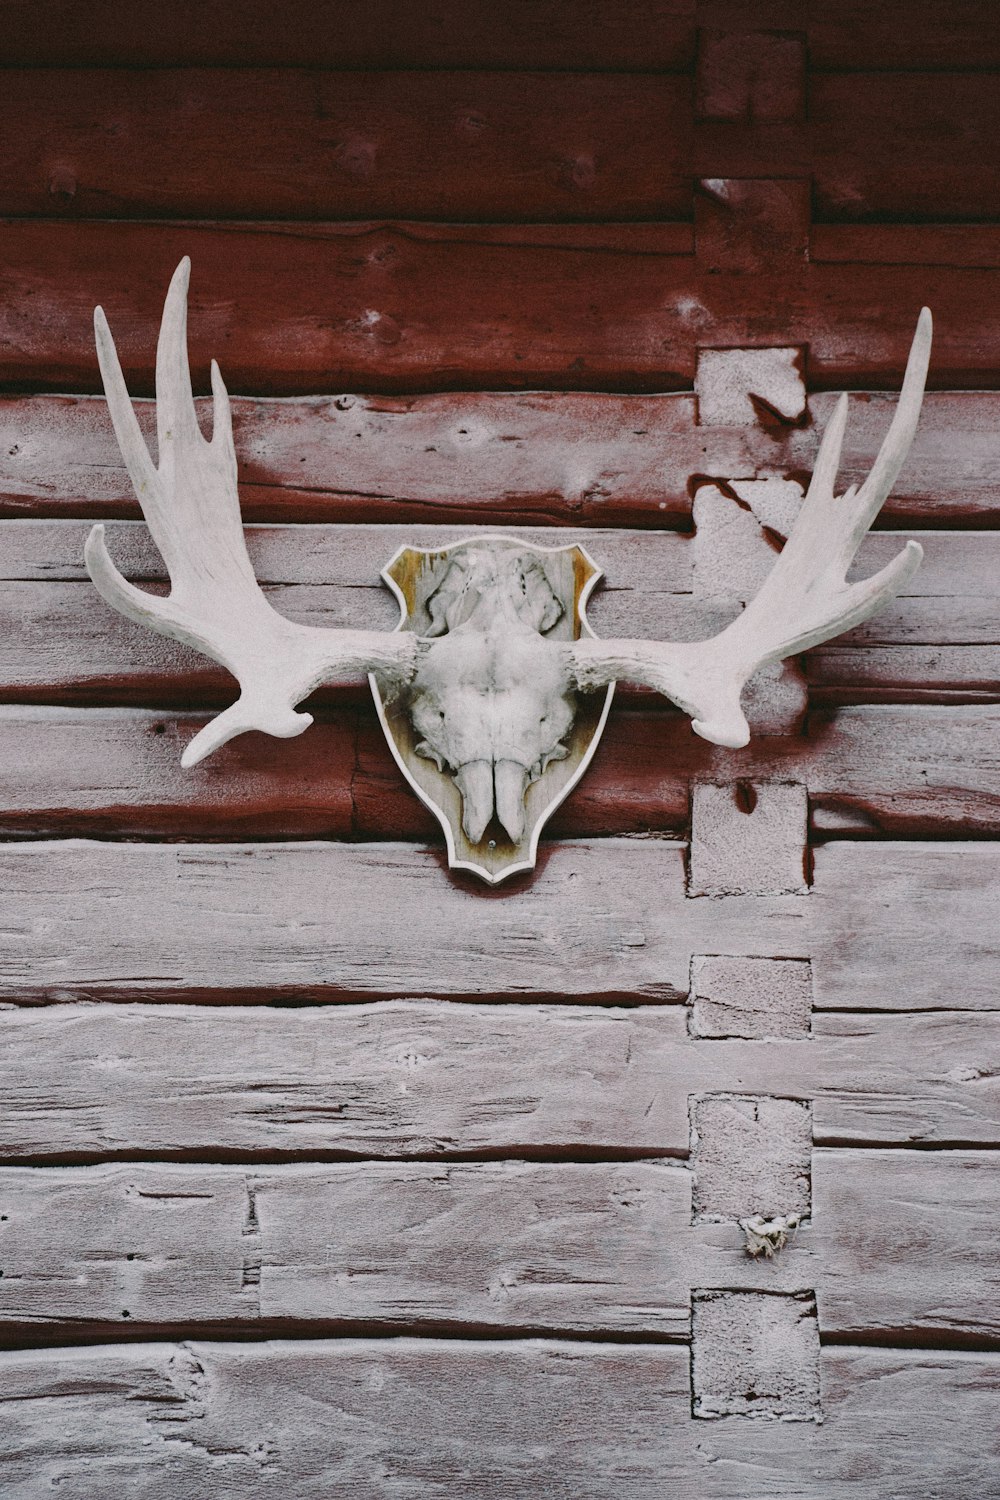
3 220 999 392
0 72 694 222
4 390 996 527
0 1152 994 1341
3 72 1000 223
0 1341 996 1496
0 1 697 69
1 703 998 842
1 3 997 70
0 1003 995 1160
0 838 994 1007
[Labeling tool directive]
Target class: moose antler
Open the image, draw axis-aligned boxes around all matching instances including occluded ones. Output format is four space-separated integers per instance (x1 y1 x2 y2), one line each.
86 259 417 767
570 309 931 746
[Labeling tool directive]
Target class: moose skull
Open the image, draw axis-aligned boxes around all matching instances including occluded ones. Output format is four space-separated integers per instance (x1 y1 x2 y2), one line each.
406 548 577 845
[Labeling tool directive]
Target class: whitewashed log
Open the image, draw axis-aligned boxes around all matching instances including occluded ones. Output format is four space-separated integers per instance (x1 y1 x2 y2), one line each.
814 1149 1000 1343
0 1151 995 1339
0 839 994 1007
5 519 984 599
698 1347 1000 1498
0 1161 695 1338
0 1339 695 1499
0 1342 997 1498
808 841 1000 1008
0 390 713 525
692 1290 820 1420
0 1004 997 1162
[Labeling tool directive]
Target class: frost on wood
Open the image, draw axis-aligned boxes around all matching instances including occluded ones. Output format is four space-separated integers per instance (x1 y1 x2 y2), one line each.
692 1291 822 1420
691 1094 812 1223
688 781 809 897
742 1213 802 1258
690 956 814 1038
695 346 806 427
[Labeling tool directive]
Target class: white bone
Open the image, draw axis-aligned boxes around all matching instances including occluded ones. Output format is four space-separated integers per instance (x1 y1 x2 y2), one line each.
570 309 931 747
85 258 417 769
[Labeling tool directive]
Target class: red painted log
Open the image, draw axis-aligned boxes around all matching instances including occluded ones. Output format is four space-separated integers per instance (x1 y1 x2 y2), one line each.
0 71 693 222
5 1 998 70
2 391 998 528
2 220 998 393
0 0 697 68
809 0 1000 67
5 71 1000 223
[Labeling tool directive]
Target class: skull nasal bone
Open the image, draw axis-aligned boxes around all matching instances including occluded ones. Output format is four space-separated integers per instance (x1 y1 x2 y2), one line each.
454 760 493 846
454 758 531 846
493 760 530 844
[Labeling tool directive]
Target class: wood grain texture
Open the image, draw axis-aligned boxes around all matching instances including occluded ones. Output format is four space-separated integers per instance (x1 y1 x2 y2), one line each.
809 0 1000 67
8 701 994 842
4 220 1000 392
3 0 998 70
0 71 693 222
0 1151 994 1341
815 1150 1000 1345
2 1340 995 1499
0 522 992 706
0 1161 696 1340
0 838 994 1008
812 223 1000 270
809 74 1000 222
5 390 997 527
7 70 1000 223
0 1 697 68
2 1003 996 1162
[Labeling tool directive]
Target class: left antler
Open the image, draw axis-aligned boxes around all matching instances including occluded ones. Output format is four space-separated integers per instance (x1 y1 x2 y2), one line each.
570 308 931 747
86 258 417 767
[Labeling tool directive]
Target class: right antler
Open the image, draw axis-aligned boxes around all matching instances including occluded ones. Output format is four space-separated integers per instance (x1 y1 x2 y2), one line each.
87 259 417 767
571 309 931 747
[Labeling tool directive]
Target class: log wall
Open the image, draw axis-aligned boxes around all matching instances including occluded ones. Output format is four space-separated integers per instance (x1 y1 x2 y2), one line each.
2 4 999 1494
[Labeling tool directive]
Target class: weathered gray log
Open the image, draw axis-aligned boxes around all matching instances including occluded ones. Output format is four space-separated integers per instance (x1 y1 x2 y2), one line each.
0 1003 996 1161
0 1152 994 1340
0 838 994 1007
0 1161 705 1339
0 1341 997 1498
815 1149 1000 1344
3 390 996 526
3 703 999 841
0 520 994 705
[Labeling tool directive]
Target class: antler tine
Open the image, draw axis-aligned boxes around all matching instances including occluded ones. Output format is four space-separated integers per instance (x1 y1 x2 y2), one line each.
569 310 931 750
86 259 418 770
93 297 159 511
784 305 932 580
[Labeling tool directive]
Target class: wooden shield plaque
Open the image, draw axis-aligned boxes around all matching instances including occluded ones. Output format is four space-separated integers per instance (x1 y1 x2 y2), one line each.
369 535 615 884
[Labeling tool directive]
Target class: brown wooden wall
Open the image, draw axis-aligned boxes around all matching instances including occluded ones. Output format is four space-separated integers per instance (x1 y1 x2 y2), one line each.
1 4 999 1493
